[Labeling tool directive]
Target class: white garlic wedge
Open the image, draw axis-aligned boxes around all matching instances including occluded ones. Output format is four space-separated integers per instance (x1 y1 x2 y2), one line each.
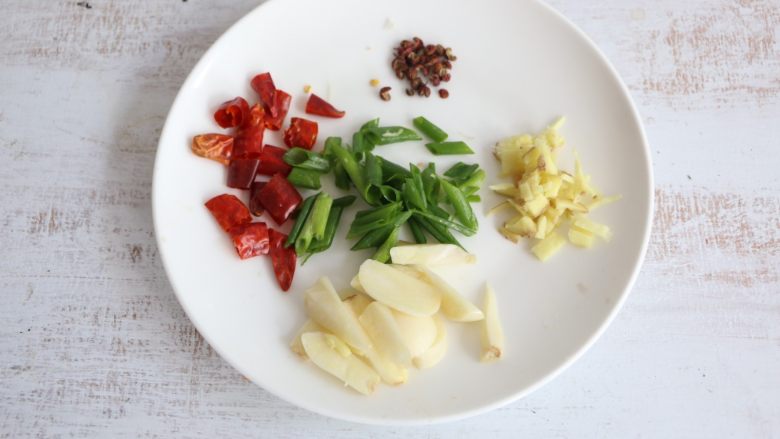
358 259 441 317
359 302 412 366
412 315 447 369
301 332 380 395
304 277 373 355
389 244 476 266
393 311 437 358
290 319 325 358
414 266 484 322
480 283 505 362
344 292 373 317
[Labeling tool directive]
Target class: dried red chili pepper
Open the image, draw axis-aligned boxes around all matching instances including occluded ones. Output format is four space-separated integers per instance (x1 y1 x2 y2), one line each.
268 228 296 291
228 222 270 259
205 194 252 233
233 104 265 158
264 90 292 131
214 97 250 128
255 173 302 225
250 72 276 108
192 133 233 165
283 117 318 150
257 144 292 176
248 181 267 216
226 158 260 189
305 94 345 118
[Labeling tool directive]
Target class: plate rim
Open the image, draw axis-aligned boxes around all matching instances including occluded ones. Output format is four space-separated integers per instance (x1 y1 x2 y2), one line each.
152 0 654 425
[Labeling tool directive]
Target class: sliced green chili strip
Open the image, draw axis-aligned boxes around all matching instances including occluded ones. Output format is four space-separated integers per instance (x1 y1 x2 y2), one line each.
372 226 401 263
366 126 422 145
287 167 322 189
351 225 393 250
380 158 412 185
285 194 317 248
440 179 478 231
329 142 368 199
364 153 383 186
411 209 476 236
296 193 332 254
407 217 427 244
348 203 402 238
425 141 474 155
361 118 380 131
413 214 462 247
332 195 357 209
402 178 427 212
444 162 479 183
379 185 402 203
421 162 439 203
283 148 331 172
460 169 486 189
413 116 448 143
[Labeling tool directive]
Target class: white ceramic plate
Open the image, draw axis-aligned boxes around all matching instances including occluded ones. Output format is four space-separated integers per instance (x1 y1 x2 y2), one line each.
153 0 652 425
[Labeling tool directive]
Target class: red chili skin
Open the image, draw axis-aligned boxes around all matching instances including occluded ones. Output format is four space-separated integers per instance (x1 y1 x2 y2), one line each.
205 194 252 233
257 144 292 176
191 133 233 165
214 97 250 128
255 173 302 225
233 104 265 158
250 73 276 108
268 228 296 291
248 181 267 216
264 90 291 131
228 222 270 259
283 117 318 150
305 94 345 118
226 158 260 189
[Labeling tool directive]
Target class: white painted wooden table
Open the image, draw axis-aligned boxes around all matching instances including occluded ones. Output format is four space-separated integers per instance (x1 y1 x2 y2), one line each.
1 0 778 437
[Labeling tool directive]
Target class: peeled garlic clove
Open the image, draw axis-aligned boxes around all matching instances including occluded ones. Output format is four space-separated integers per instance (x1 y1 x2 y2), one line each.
481 283 505 362
361 349 408 385
290 319 325 358
389 244 476 266
414 266 484 322
350 274 365 293
358 259 441 317
360 302 412 366
301 332 380 395
413 315 447 369
393 311 437 358
344 292 373 316
304 277 373 355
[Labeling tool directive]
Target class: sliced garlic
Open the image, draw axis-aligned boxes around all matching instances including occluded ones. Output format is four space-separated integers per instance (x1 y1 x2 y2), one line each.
412 315 447 369
301 332 380 395
389 244 476 266
358 259 441 316
359 302 412 366
304 277 373 355
481 283 505 362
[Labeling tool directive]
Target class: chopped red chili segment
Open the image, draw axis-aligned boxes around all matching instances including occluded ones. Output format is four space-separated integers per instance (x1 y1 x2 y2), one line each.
214 97 250 128
264 90 291 131
257 144 292 176
233 104 265 158
283 117 318 149
192 133 233 165
268 228 296 291
228 222 270 259
305 94 345 118
204 194 252 232
250 73 276 108
248 181 267 216
256 173 302 225
226 158 260 189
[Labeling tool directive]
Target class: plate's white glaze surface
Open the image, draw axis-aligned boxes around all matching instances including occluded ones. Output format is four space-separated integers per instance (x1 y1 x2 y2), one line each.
152 0 652 425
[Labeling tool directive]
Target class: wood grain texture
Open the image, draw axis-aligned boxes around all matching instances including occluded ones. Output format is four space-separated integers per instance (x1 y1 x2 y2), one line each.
0 0 778 437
